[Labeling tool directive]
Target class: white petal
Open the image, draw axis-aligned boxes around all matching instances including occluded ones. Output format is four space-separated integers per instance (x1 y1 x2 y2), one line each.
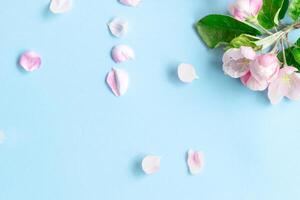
50 0 72 14
106 68 129 96
0 130 6 144
177 63 198 83
187 150 204 175
108 18 129 38
111 45 135 63
119 0 141 7
141 155 161 174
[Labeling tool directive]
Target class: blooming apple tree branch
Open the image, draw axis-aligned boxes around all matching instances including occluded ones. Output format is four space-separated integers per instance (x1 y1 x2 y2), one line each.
196 0 300 105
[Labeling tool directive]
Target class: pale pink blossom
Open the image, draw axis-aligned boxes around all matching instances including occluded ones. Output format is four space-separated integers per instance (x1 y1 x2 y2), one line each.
229 0 263 21
19 51 41 72
187 150 204 175
241 71 268 91
222 46 256 78
249 53 280 84
119 0 141 7
111 45 135 63
141 155 161 175
268 67 300 104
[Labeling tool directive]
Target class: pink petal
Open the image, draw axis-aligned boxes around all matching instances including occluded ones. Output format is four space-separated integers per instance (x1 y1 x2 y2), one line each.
119 0 141 7
111 45 135 63
141 155 161 175
242 72 268 91
187 150 204 175
108 18 129 38
286 73 300 101
222 48 243 63
177 63 198 83
240 46 256 60
106 68 129 96
19 51 41 72
50 0 72 14
267 77 287 105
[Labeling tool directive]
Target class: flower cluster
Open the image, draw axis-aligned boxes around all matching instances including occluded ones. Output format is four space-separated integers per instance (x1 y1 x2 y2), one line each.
196 0 300 104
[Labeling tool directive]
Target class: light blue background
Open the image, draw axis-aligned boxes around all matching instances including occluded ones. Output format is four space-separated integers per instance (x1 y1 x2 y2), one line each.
1 0 300 199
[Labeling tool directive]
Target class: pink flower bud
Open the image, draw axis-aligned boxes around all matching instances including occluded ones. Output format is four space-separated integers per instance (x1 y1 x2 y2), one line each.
229 0 263 21
249 53 280 83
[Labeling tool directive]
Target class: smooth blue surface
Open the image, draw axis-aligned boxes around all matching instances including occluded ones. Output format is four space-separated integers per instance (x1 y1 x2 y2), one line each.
1 0 300 199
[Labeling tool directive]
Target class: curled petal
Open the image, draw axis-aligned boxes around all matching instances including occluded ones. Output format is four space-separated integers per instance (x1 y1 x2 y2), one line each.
111 45 135 63
108 18 129 38
119 0 141 7
187 150 204 175
177 63 198 83
50 0 72 14
106 68 129 96
0 130 6 144
19 51 41 72
142 155 161 175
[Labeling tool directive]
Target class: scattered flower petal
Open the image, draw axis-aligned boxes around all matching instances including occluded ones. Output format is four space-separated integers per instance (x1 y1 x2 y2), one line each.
187 150 204 175
0 131 6 144
142 155 161 175
19 51 42 72
106 68 129 96
177 63 199 83
111 45 135 63
108 18 129 38
119 0 141 7
50 0 73 14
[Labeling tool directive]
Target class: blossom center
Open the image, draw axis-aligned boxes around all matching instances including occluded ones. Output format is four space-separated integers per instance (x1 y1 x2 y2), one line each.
282 74 291 83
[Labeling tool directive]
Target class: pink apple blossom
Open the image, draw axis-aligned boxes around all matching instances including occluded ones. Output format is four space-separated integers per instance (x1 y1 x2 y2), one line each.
268 67 300 104
229 0 263 21
222 46 256 78
249 53 280 84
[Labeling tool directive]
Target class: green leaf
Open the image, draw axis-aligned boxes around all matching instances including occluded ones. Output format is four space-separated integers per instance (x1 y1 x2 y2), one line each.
292 48 300 64
279 0 290 19
195 15 262 48
296 37 300 46
289 0 300 20
228 34 261 50
278 47 300 70
258 0 285 29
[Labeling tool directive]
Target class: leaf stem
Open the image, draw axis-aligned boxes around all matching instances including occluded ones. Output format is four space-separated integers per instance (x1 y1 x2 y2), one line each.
281 38 287 66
